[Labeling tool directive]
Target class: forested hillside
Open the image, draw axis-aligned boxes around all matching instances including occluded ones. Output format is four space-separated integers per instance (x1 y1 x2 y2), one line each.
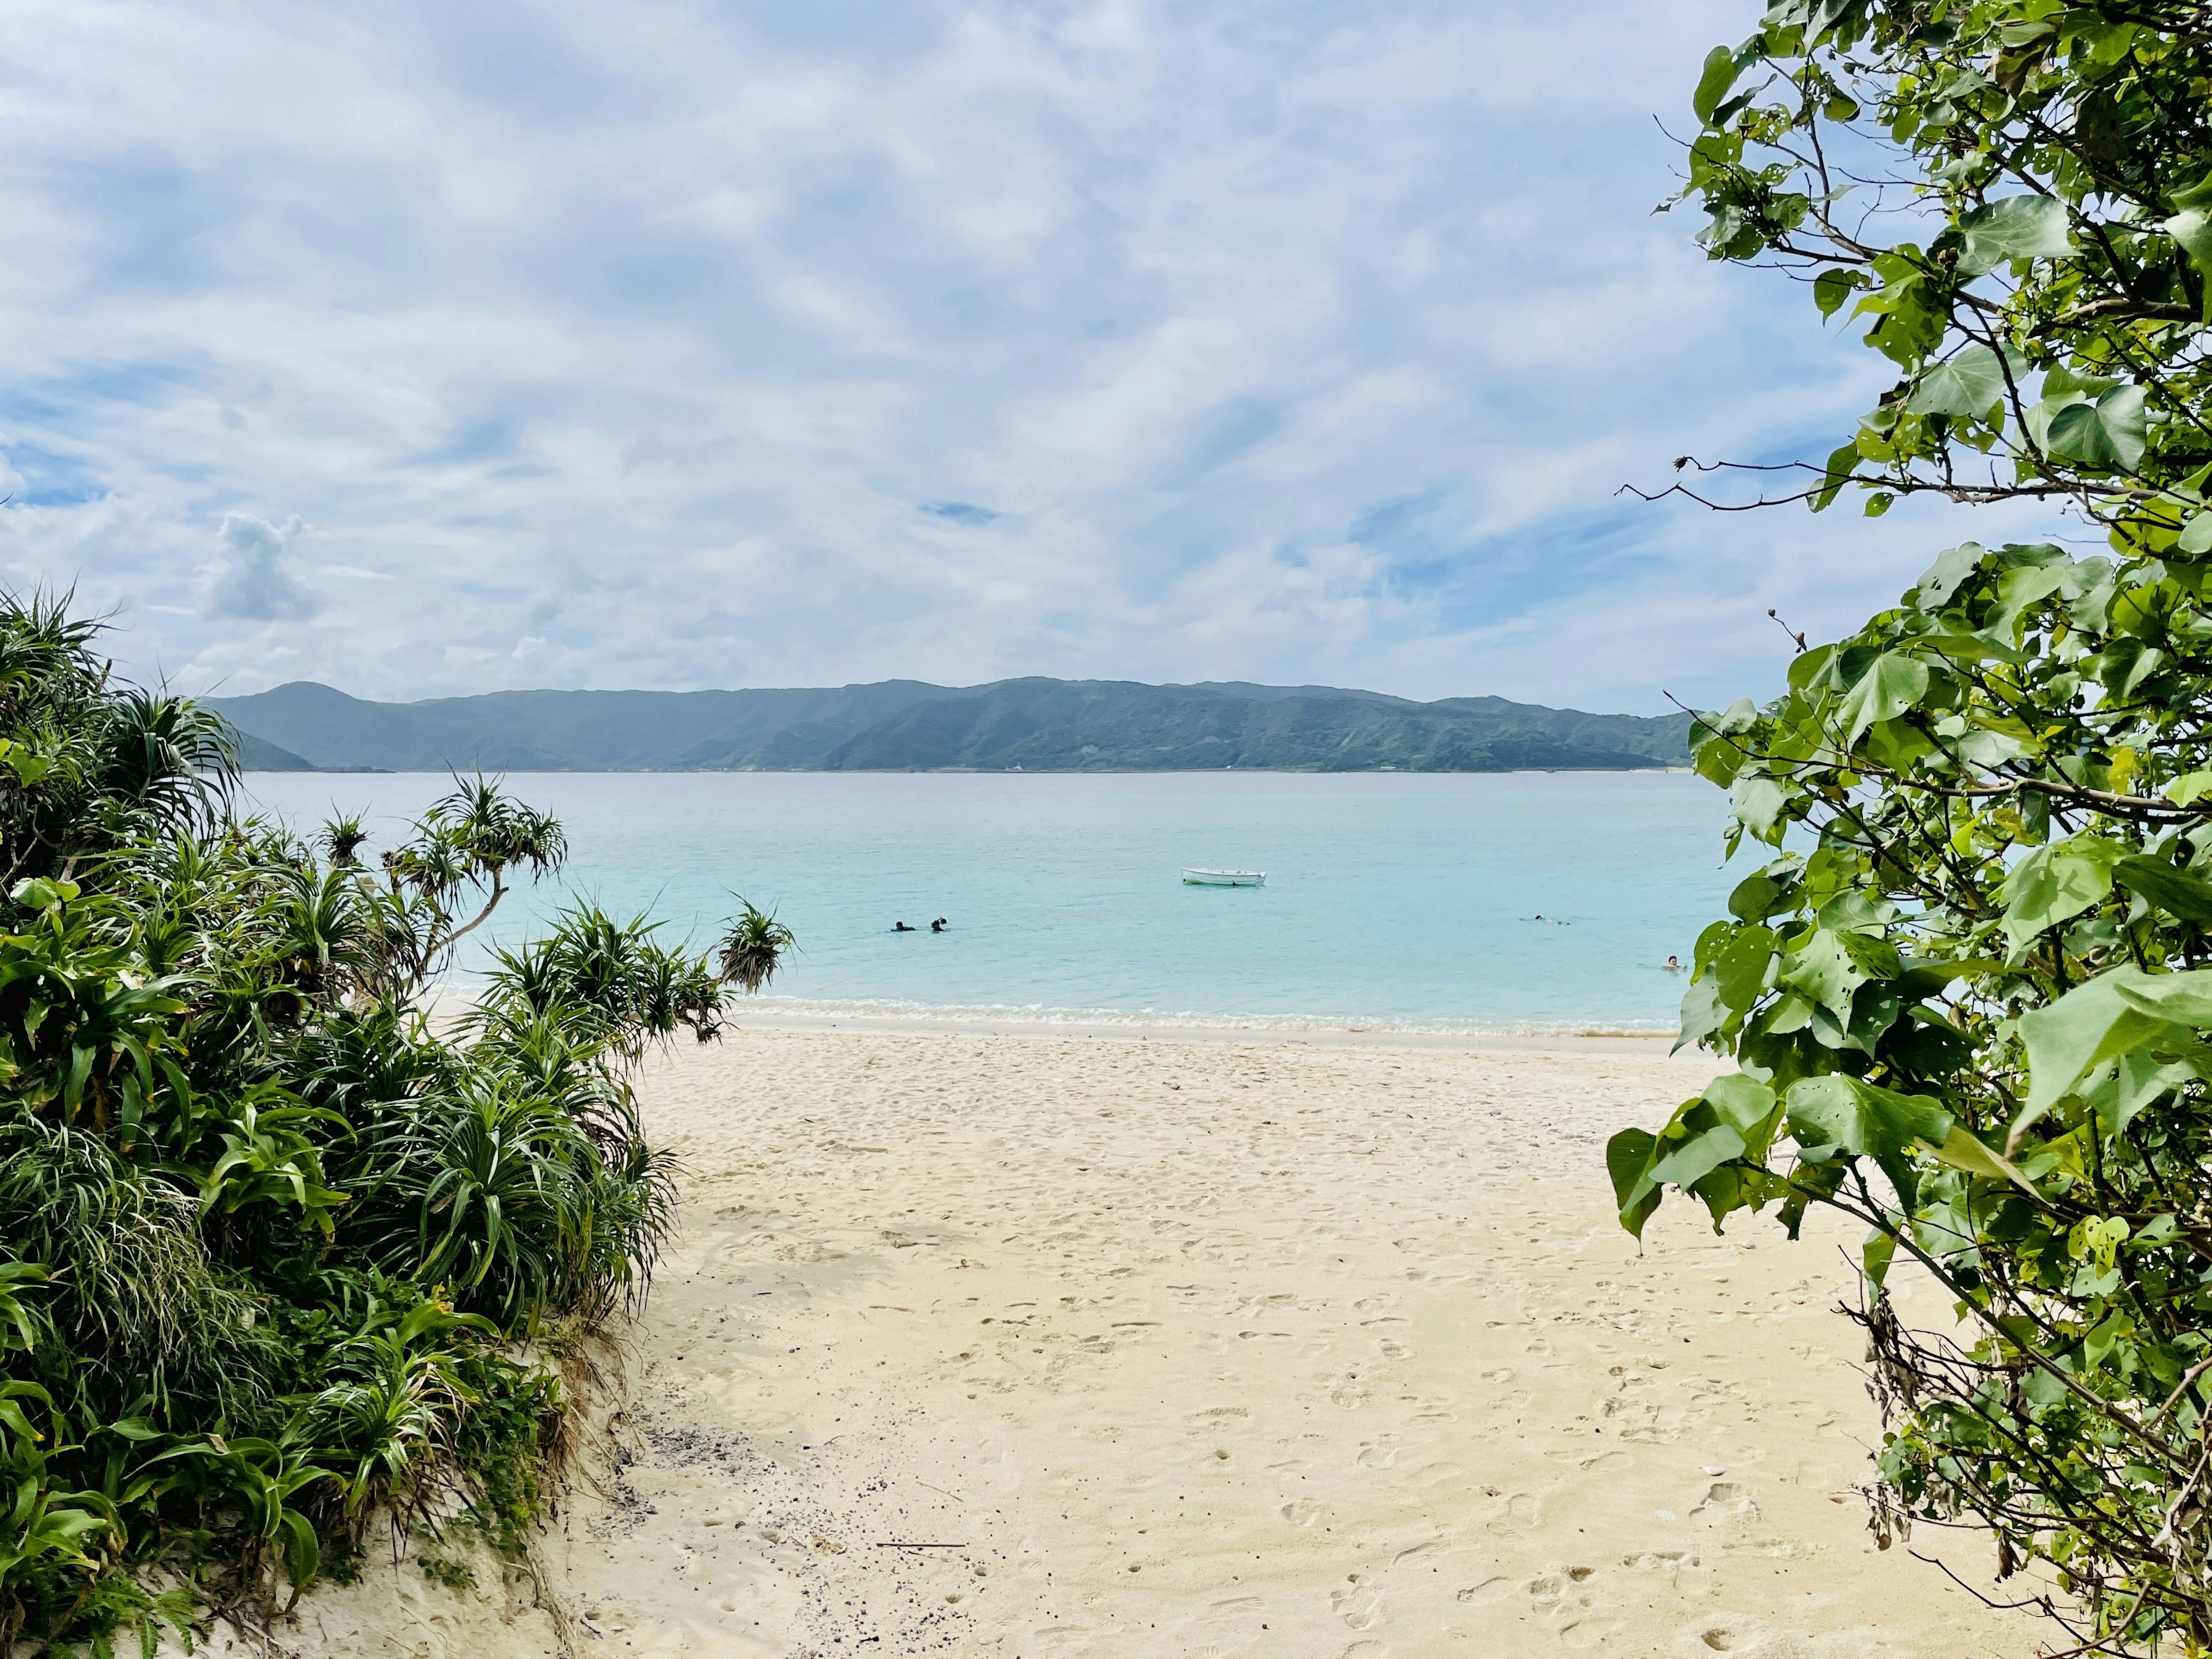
211 677 1690 773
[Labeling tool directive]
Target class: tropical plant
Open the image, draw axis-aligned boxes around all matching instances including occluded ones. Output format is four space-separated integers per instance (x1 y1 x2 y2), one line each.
1611 2 2212 1651
719 899 797 995
0 591 781 1650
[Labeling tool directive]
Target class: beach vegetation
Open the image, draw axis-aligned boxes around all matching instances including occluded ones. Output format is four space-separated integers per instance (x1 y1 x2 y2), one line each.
0 599 792 1652
719 900 798 995
1612 2 2212 1650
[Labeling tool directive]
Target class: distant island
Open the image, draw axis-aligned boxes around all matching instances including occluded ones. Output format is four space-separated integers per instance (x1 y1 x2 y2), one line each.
209 678 1692 774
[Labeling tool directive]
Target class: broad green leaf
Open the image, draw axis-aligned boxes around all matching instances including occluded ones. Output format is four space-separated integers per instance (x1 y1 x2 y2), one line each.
2180 511 2212 556
2112 965 2212 1027
2164 209 2212 321
1729 774 1787 838
2082 1048 2195 1137
1958 195 2073 277
1819 890 1897 935
1907 345 2014 417
1914 542 1986 607
1703 1072 1778 1132
2015 966 2203 1118
1784 1074 1952 1154
1838 651 1929 741
1703 1073 1783 1158
1813 267 1859 317
1607 1127 1662 1238
1785 1074 1953 1207
1999 837 2121 954
1693 44 1741 122
2044 365 2119 401
1780 927 1865 1024
1648 1120 1747 1191
2112 855 2212 922
2046 386 2147 472
1675 975 1727 1054
1862 1228 1897 1289
1714 925 1777 1010
1811 442 1860 512
1726 869 1790 921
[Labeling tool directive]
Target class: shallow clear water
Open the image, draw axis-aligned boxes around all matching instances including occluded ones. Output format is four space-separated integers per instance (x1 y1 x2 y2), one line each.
240 771 1732 1033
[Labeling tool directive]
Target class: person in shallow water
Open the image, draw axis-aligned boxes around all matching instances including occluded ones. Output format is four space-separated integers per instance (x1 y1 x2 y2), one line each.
930 917 948 933
893 921 916 932
1665 955 1683 972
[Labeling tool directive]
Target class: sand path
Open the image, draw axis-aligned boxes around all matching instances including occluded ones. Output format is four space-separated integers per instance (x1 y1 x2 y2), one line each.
476 1029 2027 1659
244 1030 2034 1658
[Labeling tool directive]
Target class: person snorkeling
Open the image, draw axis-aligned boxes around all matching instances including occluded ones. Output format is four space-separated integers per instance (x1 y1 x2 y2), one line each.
930 917 948 933
892 921 916 932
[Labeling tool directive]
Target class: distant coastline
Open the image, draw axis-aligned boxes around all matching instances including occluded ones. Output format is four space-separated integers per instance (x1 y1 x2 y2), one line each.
213 675 1692 775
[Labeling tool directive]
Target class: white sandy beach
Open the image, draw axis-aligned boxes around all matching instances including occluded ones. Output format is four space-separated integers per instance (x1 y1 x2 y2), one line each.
229 1029 2031 1658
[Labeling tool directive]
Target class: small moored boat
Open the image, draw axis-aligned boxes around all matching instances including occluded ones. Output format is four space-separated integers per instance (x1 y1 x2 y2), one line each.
1182 868 1266 887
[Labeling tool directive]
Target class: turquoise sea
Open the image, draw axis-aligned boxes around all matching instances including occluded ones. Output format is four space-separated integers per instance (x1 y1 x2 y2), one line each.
239 771 1732 1035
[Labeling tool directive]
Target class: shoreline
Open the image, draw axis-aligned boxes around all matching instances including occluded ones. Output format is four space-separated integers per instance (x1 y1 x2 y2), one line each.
425 985 1687 1055
717 1004 1686 1054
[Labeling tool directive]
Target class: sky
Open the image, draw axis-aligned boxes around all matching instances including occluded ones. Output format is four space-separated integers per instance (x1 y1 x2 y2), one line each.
0 0 2081 714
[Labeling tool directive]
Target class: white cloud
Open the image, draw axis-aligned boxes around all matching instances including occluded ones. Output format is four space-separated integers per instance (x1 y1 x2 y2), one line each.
200 513 317 621
0 0 2078 713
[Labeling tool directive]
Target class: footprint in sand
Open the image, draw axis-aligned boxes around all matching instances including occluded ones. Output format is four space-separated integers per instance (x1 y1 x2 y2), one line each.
1281 1498 1328 1529
1188 1406 1251 1427
1330 1577 1385 1630
1455 1577 1513 1604
1485 1493 1541 1535
1691 1481 1760 1524
1355 1437 1397 1469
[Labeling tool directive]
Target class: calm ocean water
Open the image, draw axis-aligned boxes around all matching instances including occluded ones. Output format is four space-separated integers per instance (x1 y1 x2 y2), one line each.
239 771 1732 1035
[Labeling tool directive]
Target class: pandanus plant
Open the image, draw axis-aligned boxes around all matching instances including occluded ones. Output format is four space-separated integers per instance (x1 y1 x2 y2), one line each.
716 899 796 995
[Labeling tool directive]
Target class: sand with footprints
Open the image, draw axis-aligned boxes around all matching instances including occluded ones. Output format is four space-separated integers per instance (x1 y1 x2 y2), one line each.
220 1029 2028 1658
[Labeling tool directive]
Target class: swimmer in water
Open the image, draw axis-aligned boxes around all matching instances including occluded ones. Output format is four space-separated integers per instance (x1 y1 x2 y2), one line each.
1665 955 1683 972
930 917 947 932
893 921 916 932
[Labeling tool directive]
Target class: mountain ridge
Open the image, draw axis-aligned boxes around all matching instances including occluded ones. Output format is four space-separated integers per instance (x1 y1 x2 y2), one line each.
207 678 1692 774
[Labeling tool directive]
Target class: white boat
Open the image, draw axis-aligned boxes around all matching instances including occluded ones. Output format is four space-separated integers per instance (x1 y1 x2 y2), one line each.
1182 868 1266 887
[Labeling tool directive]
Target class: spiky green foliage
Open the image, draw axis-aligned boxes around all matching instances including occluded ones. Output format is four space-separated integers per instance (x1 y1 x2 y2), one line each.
0 595 759 1652
718 900 797 997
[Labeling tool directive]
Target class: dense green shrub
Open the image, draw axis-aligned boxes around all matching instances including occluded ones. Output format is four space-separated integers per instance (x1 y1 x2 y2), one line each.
1610 2 2212 1651
0 599 787 1653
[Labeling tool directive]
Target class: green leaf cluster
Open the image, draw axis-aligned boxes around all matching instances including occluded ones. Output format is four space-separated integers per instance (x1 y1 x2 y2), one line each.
1662 0 2212 544
1627 2 2212 1646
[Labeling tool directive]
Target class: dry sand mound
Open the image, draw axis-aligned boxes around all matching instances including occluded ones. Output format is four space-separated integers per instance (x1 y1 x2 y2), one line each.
203 1031 2029 1658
